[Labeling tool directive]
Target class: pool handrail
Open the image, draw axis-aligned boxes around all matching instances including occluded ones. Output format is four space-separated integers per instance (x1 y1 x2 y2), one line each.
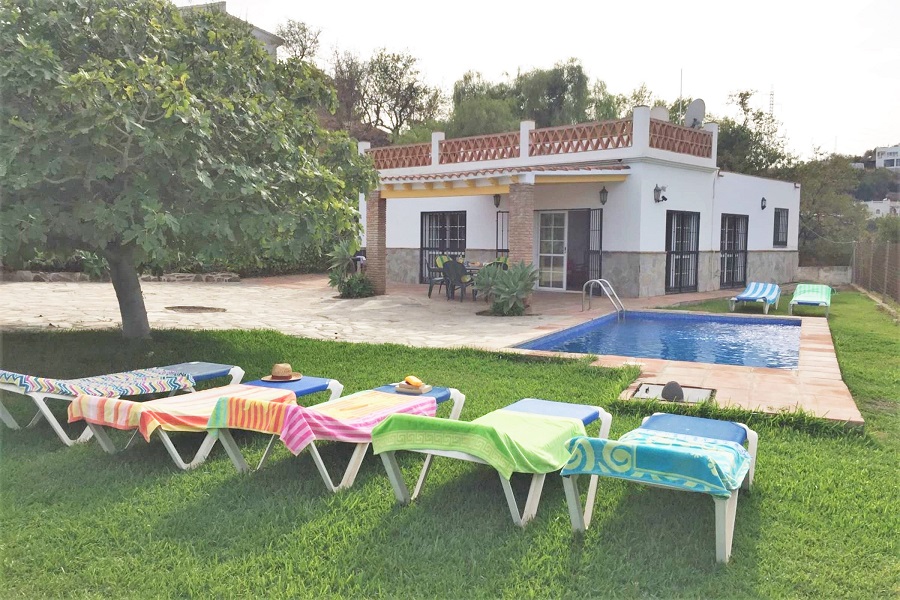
582 279 624 318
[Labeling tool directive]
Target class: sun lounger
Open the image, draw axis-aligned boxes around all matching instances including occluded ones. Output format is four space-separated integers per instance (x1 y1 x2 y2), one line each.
0 366 193 444
373 398 612 526
561 413 757 563
789 283 833 317
206 384 465 492
67 375 343 470
0 361 245 445
729 282 781 314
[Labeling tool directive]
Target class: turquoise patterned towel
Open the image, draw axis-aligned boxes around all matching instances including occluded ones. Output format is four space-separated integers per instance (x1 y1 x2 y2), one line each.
561 430 751 498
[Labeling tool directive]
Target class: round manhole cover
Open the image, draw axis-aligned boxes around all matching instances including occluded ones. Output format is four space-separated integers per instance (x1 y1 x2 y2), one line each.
165 306 227 313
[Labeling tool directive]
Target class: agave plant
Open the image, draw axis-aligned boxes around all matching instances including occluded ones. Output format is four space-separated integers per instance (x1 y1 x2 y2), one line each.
491 261 538 316
474 263 503 303
326 238 374 298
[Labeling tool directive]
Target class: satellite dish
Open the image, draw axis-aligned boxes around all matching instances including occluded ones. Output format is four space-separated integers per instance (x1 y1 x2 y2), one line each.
650 106 670 122
683 99 706 128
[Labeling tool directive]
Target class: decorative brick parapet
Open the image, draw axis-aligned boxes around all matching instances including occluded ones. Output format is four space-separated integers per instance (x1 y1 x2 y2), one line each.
366 190 387 295
507 183 535 266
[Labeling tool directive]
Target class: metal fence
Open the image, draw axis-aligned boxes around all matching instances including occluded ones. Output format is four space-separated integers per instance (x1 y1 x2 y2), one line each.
852 241 900 304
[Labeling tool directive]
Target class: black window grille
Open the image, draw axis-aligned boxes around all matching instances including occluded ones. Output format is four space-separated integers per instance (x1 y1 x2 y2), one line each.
419 211 466 283
720 214 748 288
773 208 789 247
665 210 700 293
495 210 509 259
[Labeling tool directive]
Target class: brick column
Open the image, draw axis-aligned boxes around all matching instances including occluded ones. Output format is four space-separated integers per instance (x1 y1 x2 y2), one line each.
507 183 534 266
366 190 387 295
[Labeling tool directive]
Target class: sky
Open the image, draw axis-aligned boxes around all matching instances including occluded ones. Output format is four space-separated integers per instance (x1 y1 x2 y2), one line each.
178 0 900 159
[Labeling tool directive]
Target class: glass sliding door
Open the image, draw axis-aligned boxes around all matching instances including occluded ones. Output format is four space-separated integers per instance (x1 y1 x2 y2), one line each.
538 212 566 289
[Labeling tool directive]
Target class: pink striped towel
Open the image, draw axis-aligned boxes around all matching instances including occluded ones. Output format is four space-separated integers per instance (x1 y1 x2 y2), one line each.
279 389 437 455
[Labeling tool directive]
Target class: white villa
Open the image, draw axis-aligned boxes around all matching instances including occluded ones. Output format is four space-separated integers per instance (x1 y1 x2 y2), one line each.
360 106 800 298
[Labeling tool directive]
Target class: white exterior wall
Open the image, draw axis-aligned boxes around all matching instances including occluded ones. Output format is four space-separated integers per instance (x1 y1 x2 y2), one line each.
862 198 900 218
385 194 499 250
875 145 900 170
626 162 717 252
714 172 800 251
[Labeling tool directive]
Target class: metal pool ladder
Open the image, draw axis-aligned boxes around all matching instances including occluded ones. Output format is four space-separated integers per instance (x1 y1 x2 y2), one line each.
582 279 625 318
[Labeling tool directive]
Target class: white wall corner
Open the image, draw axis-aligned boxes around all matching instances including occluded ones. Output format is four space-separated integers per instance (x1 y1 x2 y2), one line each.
632 106 651 154
519 121 535 158
431 132 445 166
357 141 371 154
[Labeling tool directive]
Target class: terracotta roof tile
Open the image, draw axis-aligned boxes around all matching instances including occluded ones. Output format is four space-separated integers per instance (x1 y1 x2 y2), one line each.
380 161 629 183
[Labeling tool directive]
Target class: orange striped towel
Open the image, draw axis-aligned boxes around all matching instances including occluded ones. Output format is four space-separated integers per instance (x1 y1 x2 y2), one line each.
69 384 294 442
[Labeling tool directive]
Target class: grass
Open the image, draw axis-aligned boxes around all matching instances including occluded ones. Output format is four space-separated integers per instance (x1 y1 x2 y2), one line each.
1 292 898 598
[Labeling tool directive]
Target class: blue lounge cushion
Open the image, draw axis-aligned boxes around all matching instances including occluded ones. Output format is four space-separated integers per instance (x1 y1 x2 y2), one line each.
640 413 747 445
373 384 452 404
161 361 235 382
502 398 600 425
245 376 334 397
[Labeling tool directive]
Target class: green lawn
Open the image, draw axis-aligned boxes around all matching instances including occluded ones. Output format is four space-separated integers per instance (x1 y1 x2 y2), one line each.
1 292 898 598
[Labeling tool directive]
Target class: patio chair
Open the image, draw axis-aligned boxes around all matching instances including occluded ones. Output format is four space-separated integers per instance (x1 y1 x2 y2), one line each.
789 283 833 317
427 255 451 298
442 259 476 301
728 282 781 314
68 375 343 471
373 398 612 526
207 383 465 492
561 413 757 563
0 361 244 445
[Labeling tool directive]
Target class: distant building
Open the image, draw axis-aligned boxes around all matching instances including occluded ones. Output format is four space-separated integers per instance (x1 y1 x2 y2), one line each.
177 2 282 58
862 196 900 218
875 145 900 171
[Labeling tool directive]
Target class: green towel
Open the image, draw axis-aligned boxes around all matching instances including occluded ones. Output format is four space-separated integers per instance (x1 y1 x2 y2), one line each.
372 410 586 479
791 283 832 305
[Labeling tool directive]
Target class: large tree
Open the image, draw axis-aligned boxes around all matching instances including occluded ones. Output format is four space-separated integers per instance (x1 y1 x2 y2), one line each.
512 59 591 127
276 19 321 62
363 49 443 138
795 154 869 265
715 90 795 176
0 0 375 338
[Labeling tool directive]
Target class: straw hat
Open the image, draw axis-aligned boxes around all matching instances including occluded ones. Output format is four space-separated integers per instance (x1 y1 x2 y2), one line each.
261 363 303 382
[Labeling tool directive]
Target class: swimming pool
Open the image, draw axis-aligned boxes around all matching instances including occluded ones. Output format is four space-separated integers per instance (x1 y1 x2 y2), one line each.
518 311 801 369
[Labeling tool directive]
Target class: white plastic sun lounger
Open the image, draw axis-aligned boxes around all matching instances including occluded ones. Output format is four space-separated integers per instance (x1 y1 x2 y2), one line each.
67 376 343 470
729 282 781 314
208 383 465 493
373 399 612 527
561 413 757 563
0 362 244 446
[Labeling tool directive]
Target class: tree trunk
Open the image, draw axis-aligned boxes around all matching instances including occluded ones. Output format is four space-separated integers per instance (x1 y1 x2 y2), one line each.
105 245 151 339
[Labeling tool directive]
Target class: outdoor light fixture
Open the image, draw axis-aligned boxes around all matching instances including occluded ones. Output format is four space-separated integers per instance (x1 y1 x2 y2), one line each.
653 184 668 203
493 193 501 208
761 197 767 210
598 186 608 206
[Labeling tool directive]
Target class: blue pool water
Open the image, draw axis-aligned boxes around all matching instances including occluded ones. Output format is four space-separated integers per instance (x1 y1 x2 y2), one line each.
518 311 801 369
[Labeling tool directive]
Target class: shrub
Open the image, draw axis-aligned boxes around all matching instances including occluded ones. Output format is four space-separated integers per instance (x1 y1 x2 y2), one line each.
327 239 374 299
489 261 538 316
339 273 375 298
474 263 502 303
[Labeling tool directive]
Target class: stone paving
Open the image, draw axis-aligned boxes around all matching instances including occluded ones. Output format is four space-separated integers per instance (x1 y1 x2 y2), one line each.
0 274 862 424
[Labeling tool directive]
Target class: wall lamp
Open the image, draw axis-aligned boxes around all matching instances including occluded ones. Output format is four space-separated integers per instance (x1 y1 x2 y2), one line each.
493 193 501 208
598 186 608 206
653 184 668 203
761 197 767 210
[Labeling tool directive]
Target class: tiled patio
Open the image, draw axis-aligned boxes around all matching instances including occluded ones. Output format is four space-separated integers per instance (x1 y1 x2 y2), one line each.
0 274 862 425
